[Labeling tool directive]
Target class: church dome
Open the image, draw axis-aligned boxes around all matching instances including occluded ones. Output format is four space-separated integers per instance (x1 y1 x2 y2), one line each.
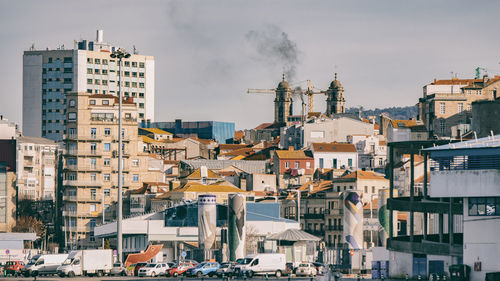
330 73 343 89
277 74 290 90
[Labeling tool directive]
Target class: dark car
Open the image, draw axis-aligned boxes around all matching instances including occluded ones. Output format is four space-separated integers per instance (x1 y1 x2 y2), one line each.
133 262 148 276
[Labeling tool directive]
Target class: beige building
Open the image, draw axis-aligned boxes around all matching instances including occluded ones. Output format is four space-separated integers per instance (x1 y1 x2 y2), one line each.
417 76 500 138
16 136 59 201
0 163 16 232
62 91 163 248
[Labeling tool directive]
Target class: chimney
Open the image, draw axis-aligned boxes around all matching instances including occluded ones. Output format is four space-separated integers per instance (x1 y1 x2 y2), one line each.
483 75 489 84
288 146 294 151
96 30 104 43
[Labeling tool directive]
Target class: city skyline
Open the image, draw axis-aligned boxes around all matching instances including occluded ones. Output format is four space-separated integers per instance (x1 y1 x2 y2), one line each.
2 0 500 130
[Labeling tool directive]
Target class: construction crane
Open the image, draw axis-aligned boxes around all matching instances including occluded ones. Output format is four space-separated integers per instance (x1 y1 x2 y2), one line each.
475 67 488 79
304 80 328 114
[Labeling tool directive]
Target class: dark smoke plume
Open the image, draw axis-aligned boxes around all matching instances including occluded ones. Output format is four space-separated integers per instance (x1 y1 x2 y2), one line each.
245 24 300 81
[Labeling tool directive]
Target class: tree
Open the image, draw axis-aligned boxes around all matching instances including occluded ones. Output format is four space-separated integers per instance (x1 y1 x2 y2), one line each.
13 216 46 238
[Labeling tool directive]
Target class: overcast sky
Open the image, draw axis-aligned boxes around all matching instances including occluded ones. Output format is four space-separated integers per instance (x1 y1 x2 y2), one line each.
2 0 500 130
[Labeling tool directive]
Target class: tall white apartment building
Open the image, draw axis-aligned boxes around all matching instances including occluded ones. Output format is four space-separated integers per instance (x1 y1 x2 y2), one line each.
23 30 155 141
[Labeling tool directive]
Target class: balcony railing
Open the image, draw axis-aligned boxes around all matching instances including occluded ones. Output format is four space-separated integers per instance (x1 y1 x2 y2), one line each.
303 213 324 219
324 209 342 215
430 155 500 171
326 225 343 231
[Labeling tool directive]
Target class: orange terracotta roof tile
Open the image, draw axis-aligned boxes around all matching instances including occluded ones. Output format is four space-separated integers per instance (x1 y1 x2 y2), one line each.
275 150 313 160
312 142 357 153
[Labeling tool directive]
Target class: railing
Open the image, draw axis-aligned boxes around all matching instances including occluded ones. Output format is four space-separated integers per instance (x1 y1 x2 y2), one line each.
324 209 342 215
326 225 343 231
303 213 324 219
430 155 500 171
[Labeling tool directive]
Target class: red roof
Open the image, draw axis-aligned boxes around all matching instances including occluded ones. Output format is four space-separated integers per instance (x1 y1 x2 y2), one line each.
312 142 357 153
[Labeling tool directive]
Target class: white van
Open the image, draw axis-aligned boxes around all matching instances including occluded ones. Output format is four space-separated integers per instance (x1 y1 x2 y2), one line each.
25 254 68 276
234 253 287 277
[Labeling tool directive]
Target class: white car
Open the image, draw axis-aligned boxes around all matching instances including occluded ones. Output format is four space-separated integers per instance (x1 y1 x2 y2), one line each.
295 263 317 276
137 263 169 277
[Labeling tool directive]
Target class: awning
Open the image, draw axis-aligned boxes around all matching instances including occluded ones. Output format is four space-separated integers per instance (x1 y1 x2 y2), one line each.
266 228 321 242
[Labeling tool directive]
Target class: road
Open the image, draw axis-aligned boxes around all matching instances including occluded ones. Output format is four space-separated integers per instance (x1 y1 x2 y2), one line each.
0 274 428 281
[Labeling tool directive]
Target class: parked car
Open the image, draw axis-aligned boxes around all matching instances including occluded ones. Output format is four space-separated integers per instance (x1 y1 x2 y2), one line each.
110 262 127 276
186 262 220 277
295 263 317 276
137 263 169 277
4 261 25 276
167 262 195 277
312 262 325 275
234 253 287 277
133 262 148 276
216 262 236 277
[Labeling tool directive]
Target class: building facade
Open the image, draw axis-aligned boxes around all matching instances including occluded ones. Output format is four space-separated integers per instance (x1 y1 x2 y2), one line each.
273 148 314 188
23 30 155 141
148 120 235 144
62 92 161 248
348 134 387 172
16 136 59 201
326 73 345 116
310 142 358 171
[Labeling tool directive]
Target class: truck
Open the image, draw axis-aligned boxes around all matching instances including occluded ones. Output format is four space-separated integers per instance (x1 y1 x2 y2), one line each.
57 249 113 277
23 254 68 276
234 253 287 278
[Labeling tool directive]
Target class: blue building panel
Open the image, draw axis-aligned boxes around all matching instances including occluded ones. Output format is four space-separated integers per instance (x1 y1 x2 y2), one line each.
147 120 235 144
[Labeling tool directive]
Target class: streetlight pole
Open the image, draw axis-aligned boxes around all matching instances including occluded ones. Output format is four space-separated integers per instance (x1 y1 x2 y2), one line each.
110 48 130 263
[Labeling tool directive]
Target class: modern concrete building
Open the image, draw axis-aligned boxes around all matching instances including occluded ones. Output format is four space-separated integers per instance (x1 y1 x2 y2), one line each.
62 91 163 248
417 76 499 138
23 30 155 141
147 119 235 144
425 135 500 281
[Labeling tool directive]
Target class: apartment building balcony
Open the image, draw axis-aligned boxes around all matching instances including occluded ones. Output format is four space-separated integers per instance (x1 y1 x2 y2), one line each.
61 225 92 233
303 213 325 220
324 209 342 215
62 180 103 187
63 210 102 218
326 225 343 231
388 233 463 256
62 194 102 202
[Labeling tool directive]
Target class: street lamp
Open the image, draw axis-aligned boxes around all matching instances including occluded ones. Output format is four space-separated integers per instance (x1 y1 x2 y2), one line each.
110 48 130 263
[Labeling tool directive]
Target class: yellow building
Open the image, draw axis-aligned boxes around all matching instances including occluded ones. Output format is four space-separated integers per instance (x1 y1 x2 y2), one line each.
63 92 163 247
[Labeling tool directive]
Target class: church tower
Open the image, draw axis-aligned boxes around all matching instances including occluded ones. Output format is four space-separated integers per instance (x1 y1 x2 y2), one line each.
274 74 293 124
326 73 345 116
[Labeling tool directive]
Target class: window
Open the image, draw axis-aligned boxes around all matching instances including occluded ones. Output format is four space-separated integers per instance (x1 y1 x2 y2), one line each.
348 158 353 167
68 112 76 121
90 158 96 169
139 82 145 88
90 128 96 138
132 159 139 167
285 161 289 169
439 119 446 134
87 68 92 74
104 189 110 196
87 58 92 64
90 143 97 154
104 143 111 151
469 197 500 216
319 158 324 169
132 72 137 77
306 162 311 169
132 82 137 88
94 69 100 74
124 71 130 77
139 72 145 78
132 62 137 67
102 100 109 105
104 128 111 136
102 80 108 85
64 57 72 63
295 161 299 169
124 61 130 67
125 81 130 87
94 58 100 64
333 159 337 169
372 186 376 193
103 174 111 181
89 99 96 105
439 102 446 114
139 92 144 98
102 69 108 75
467 104 472 111
104 158 110 166
90 173 96 181
139 103 144 108
69 99 76 107
90 204 96 213
87 78 93 84
89 219 96 230
139 62 145 68
132 174 139 182
102 59 108 65
95 79 100 85
90 189 96 200
458 103 463 113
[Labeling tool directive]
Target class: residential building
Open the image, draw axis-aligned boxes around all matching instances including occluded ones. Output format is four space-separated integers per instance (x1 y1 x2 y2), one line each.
310 142 358 170
386 119 428 142
16 136 59 201
62 91 163 248
280 116 376 150
243 122 281 144
23 30 155 141
348 134 387 171
417 76 500 138
425 135 500 281
0 162 16 232
141 136 216 160
0 116 20 139
147 119 235 144
139 128 173 141
128 182 169 215
179 159 268 178
273 148 314 188
160 181 251 205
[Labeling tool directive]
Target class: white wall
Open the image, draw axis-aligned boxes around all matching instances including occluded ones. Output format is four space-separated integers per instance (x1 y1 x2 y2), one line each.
22 54 43 137
430 170 500 198
463 198 500 281
313 151 358 170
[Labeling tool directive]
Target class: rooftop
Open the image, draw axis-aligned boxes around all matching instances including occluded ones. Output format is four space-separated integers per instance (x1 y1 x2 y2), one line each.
311 142 357 153
140 128 172 135
275 150 313 160
425 134 500 151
